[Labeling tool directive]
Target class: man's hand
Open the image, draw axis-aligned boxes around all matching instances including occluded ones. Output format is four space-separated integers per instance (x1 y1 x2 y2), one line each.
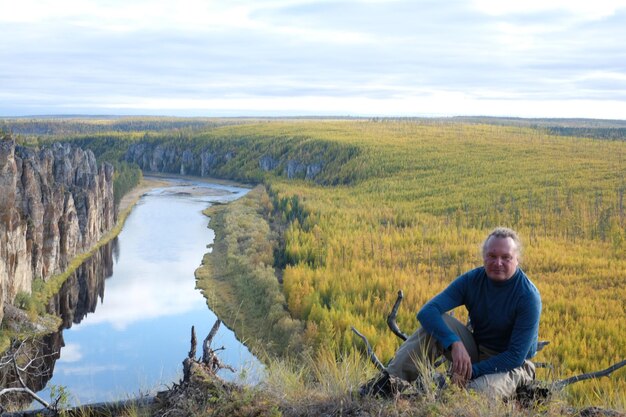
450 341 472 386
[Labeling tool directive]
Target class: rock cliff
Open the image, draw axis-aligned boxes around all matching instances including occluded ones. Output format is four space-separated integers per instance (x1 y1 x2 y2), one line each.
0 139 114 324
125 141 327 181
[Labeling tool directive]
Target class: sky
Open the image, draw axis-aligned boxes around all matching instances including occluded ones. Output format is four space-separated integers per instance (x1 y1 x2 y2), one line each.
1 0 626 118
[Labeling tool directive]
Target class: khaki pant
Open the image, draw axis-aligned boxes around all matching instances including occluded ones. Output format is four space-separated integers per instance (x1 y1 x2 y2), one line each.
386 315 535 398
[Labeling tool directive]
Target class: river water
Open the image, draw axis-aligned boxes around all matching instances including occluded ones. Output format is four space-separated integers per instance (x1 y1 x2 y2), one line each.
35 178 262 406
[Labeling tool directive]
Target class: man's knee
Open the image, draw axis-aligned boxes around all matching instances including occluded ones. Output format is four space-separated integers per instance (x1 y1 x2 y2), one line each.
386 328 441 381
467 361 535 398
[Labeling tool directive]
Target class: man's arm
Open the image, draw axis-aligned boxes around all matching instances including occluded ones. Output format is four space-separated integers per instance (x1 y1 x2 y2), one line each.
417 274 472 383
471 290 541 378
416 274 468 349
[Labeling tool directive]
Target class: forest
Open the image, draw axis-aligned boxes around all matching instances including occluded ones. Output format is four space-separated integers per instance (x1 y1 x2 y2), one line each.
2 117 624 408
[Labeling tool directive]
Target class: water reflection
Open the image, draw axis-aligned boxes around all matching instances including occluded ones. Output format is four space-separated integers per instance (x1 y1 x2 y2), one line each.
48 240 115 329
0 241 114 411
3 179 260 409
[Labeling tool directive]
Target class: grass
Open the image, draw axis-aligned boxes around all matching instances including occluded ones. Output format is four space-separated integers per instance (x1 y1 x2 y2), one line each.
249 350 610 417
194 185 305 360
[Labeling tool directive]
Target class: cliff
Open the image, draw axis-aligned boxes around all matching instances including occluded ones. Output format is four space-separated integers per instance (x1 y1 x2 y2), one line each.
0 139 115 324
124 138 359 184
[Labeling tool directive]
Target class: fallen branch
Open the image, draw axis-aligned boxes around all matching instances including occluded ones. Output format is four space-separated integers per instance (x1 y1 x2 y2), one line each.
537 341 550 352
386 290 408 341
555 360 626 389
1 397 156 417
351 326 385 371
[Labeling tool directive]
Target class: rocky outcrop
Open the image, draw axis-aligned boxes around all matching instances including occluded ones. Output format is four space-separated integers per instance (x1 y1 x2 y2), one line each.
125 141 326 181
0 139 114 323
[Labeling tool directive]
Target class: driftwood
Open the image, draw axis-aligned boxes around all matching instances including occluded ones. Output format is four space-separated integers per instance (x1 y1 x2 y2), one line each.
353 289 626 396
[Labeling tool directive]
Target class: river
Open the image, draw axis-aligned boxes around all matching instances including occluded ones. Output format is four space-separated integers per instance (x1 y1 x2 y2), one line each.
35 177 262 406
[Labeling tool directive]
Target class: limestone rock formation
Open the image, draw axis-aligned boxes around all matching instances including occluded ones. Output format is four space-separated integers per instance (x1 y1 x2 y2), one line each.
125 141 326 181
0 139 114 323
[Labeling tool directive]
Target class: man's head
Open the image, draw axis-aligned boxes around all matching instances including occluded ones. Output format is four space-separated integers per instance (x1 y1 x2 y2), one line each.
482 227 521 282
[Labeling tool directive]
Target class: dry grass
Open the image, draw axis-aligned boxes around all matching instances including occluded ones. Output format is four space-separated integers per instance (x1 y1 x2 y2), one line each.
254 351 622 417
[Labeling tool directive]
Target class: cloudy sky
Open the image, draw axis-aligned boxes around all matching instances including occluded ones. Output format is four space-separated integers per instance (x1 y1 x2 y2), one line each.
1 0 626 118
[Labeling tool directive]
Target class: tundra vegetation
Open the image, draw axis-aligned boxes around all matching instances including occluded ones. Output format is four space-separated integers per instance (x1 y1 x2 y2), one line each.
1 117 624 414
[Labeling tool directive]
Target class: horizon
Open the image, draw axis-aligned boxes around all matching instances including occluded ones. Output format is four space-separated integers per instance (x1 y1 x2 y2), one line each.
2 114 626 123
2 0 625 119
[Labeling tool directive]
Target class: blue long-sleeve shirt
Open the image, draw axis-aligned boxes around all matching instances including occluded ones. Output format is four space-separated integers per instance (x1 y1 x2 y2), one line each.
416 267 541 379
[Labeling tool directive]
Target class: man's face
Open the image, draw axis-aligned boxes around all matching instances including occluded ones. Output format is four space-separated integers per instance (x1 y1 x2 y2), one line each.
483 236 519 281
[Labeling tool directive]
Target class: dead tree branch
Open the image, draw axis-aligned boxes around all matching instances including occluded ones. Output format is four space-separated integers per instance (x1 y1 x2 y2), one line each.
202 320 222 364
387 290 408 341
184 321 235 381
555 360 626 389
188 326 197 359
351 326 385 371
202 321 235 373
537 341 550 352
0 338 55 411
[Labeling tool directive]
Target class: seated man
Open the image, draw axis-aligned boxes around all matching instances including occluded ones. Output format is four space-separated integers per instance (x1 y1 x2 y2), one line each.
369 227 541 398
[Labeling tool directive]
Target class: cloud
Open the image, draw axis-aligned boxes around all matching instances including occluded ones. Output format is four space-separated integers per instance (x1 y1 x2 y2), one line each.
0 0 625 118
68 243 208 330
64 192 220 331
58 364 126 376
470 0 626 20
58 343 83 363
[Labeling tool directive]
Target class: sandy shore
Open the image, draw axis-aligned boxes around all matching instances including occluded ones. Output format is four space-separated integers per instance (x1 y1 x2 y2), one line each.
118 174 249 214
117 177 174 214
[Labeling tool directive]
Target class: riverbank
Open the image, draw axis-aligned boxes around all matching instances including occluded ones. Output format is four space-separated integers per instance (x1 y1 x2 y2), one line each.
145 171 254 189
195 185 305 360
118 176 173 213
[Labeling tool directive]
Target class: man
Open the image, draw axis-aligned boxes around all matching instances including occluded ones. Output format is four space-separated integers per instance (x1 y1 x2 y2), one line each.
366 227 541 398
